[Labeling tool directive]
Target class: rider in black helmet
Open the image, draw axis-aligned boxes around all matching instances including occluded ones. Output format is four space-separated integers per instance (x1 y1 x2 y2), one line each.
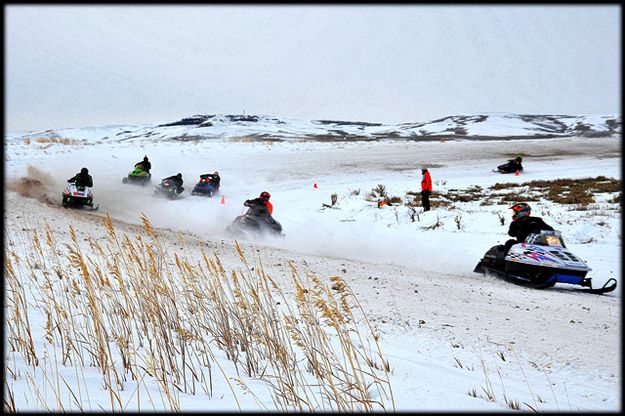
163 173 184 193
135 155 151 173
68 167 93 188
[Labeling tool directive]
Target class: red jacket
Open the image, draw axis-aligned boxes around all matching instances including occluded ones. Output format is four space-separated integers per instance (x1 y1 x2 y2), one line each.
245 198 273 216
421 170 432 192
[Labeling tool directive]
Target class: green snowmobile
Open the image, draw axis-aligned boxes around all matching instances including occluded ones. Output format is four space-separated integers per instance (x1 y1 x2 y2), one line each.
122 166 151 186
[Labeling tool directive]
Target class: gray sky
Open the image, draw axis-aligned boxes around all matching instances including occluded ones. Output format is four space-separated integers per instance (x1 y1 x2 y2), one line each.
5 5 621 132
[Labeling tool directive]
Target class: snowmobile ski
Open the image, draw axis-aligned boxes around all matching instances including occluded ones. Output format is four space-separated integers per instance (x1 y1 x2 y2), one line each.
573 277 617 294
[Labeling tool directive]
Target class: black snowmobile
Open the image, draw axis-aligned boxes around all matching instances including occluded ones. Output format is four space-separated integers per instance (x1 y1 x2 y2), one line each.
226 204 283 238
154 179 183 200
494 158 523 174
474 230 616 294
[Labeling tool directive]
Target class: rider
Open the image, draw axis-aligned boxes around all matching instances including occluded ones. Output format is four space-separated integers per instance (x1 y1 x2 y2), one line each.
503 202 553 253
211 171 221 187
201 171 221 186
163 173 184 193
499 156 523 173
135 155 151 173
67 167 93 188
67 167 94 206
244 191 273 216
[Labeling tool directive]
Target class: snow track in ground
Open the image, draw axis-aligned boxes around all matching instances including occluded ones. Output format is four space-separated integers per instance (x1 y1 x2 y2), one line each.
5 135 621 411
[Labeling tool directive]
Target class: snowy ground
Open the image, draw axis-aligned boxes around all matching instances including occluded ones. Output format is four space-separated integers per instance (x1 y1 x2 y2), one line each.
4 134 622 412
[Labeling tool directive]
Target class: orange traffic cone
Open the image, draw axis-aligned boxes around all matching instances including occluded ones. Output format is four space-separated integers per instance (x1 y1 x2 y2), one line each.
220 195 225 204
515 170 520 176
313 183 318 189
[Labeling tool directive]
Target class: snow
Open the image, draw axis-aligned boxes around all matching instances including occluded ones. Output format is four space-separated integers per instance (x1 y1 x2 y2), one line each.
6 112 620 143
4 124 621 412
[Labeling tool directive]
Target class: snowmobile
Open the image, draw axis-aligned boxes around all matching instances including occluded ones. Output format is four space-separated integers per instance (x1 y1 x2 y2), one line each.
154 179 183 200
122 166 151 185
493 159 523 174
226 209 283 239
474 229 616 294
191 173 220 197
62 183 99 210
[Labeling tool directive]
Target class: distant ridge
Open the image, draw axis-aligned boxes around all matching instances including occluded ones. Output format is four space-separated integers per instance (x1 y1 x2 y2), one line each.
7 113 621 143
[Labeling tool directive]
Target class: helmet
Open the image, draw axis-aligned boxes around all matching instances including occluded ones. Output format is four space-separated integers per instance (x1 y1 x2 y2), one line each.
510 202 531 221
213 171 219 176
144 155 149 161
81 167 89 174
515 156 523 162
177 173 182 178
260 191 271 201
421 167 428 172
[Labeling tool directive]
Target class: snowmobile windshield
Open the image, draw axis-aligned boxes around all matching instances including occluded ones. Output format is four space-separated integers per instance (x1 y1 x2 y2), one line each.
524 230 564 247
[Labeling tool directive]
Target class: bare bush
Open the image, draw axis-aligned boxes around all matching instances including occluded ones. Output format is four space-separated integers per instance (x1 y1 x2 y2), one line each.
423 215 443 230
322 193 338 208
407 206 418 222
454 215 463 230
371 184 388 199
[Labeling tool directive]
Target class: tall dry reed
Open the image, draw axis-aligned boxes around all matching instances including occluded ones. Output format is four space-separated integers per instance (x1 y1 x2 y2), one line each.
4 212 395 412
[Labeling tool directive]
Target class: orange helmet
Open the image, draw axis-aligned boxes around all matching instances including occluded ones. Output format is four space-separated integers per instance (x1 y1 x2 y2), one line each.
510 202 531 221
260 191 271 201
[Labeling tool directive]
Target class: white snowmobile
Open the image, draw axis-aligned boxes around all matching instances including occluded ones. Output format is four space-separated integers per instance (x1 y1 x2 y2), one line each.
61 183 99 210
474 230 616 294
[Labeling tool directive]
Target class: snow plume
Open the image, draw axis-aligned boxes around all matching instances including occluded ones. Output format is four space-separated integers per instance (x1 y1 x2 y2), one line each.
5 165 59 206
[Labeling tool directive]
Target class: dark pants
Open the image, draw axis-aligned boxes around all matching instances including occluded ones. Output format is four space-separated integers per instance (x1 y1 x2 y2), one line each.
421 190 431 211
502 239 518 255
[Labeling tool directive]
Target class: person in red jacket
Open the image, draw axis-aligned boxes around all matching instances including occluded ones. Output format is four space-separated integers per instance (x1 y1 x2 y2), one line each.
421 167 432 211
259 191 273 215
244 191 273 216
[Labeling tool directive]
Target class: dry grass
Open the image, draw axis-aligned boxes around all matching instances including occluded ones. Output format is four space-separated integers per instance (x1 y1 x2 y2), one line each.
4 213 395 412
427 176 621 210
385 196 403 205
33 137 81 145
405 191 452 208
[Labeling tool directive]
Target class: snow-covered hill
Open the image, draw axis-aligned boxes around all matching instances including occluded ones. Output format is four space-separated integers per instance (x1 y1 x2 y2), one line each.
6 112 621 143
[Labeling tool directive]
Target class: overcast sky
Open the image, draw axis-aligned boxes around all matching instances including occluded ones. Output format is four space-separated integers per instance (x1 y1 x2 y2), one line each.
5 5 621 132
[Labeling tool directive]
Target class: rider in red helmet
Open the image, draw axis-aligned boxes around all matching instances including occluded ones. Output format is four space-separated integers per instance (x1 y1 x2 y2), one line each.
259 191 273 215
244 191 273 216
503 202 554 253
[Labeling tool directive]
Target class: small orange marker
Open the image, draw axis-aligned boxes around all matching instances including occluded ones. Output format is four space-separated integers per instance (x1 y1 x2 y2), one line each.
515 170 520 176
220 195 225 204
313 183 318 189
